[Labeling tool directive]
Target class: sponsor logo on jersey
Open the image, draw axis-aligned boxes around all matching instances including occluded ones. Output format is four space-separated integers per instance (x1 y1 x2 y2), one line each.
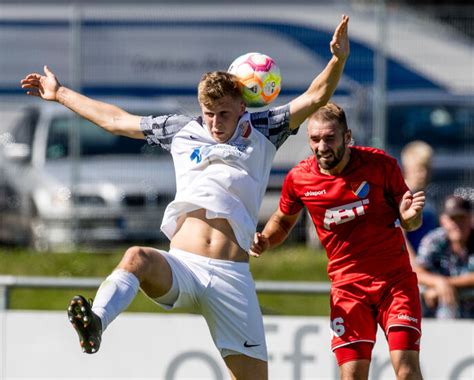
351 181 370 198
190 142 249 164
304 189 326 197
190 147 203 163
397 313 418 323
323 199 369 230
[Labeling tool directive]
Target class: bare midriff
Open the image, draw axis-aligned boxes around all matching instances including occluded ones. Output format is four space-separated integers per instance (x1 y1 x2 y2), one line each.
170 208 248 262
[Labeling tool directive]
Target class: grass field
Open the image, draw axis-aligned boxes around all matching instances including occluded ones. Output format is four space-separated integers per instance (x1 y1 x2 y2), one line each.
0 244 331 316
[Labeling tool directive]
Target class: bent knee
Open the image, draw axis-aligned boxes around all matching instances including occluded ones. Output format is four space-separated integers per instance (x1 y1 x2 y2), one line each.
119 246 154 279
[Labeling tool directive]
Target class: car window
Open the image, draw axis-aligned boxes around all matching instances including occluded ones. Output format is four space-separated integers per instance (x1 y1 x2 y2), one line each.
387 104 474 153
11 108 39 146
46 116 165 159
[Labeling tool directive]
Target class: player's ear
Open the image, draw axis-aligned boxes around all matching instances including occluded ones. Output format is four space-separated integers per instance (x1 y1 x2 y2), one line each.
344 129 352 145
239 100 246 116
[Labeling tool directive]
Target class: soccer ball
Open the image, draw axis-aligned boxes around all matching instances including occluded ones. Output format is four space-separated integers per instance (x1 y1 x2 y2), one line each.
228 52 281 108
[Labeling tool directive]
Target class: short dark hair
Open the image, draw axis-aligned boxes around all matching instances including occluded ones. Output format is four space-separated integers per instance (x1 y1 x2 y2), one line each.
309 102 348 131
443 195 471 217
197 71 242 107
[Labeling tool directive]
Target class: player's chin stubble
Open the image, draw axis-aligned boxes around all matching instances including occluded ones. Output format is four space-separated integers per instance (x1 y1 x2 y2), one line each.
316 144 346 170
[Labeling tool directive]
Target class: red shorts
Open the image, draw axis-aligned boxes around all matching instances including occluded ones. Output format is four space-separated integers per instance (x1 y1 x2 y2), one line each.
330 270 422 352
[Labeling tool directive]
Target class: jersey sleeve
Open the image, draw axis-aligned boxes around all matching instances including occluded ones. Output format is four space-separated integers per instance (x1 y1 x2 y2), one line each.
140 114 193 151
279 170 304 215
250 104 295 150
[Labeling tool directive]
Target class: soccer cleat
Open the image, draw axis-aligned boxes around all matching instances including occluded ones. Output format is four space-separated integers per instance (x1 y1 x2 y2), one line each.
67 295 102 354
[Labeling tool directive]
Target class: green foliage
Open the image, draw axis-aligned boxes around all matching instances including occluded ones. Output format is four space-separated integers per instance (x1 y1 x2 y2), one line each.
0 244 330 316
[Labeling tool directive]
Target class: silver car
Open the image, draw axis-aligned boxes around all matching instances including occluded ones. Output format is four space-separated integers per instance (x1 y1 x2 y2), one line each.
0 98 180 251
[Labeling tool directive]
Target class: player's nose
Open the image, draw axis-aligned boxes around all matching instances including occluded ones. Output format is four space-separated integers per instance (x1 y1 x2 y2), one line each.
318 140 330 151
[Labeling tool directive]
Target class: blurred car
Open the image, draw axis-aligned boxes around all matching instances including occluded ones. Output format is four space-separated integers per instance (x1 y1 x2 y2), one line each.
0 98 180 251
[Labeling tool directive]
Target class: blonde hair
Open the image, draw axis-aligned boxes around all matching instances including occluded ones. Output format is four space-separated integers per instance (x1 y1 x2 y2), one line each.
401 140 434 167
197 71 242 107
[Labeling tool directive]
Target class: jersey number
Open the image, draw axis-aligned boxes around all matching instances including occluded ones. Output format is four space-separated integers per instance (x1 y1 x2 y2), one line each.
331 317 346 337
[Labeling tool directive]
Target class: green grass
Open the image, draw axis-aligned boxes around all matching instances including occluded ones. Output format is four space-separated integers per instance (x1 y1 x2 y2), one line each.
251 246 330 315
0 244 330 316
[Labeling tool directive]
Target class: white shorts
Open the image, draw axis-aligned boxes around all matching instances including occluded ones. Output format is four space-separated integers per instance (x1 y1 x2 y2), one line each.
152 248 267 361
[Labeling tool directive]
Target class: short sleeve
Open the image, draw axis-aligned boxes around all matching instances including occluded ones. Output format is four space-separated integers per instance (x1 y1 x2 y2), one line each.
250 104 294 150
140 114 193 151
279 170 304 215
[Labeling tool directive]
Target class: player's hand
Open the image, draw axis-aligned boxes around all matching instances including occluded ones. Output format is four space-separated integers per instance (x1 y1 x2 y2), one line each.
400 190 425 223
249 232 270 258
20 65 61 101
330 15 350 61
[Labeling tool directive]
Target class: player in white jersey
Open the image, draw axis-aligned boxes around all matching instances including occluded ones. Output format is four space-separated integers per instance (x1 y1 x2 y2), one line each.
20 15 349 380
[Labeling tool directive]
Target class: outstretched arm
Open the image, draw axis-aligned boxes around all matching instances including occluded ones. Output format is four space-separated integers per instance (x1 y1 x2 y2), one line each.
288 15 350 130
20 66 143 139
250 208 301 257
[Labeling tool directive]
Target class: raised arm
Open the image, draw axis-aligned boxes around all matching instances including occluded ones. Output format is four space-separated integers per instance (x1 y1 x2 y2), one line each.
20 66 144 139
288 15 350 130
250 208 301 257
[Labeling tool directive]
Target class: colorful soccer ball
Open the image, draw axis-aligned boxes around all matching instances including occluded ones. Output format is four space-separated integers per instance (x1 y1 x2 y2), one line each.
228 52 281 108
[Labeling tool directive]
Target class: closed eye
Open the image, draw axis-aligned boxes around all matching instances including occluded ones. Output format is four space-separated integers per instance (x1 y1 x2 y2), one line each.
312 136 335 143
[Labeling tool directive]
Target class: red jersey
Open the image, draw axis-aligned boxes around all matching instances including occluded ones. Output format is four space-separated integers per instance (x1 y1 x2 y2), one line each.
280 146 411 285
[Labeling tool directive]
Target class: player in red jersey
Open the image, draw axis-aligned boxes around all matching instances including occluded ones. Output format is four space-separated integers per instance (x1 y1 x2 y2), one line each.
251 103 425 380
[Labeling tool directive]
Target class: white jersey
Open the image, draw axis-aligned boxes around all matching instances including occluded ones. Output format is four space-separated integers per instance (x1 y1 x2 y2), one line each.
140 105 292 251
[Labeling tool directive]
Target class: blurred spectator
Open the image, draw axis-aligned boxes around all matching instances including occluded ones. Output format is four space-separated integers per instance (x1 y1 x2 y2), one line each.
416 195 474 319
401 140 438 255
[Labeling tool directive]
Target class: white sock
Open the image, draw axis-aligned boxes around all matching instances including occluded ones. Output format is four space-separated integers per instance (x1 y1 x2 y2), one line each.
92 269 140 331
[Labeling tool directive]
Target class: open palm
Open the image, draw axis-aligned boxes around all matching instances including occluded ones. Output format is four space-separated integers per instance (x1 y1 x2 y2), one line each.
330 15 350 60
20 65 60 101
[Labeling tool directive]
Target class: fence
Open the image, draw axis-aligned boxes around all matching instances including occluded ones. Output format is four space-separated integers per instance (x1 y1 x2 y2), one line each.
2 274 473 313
0 275 331 310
